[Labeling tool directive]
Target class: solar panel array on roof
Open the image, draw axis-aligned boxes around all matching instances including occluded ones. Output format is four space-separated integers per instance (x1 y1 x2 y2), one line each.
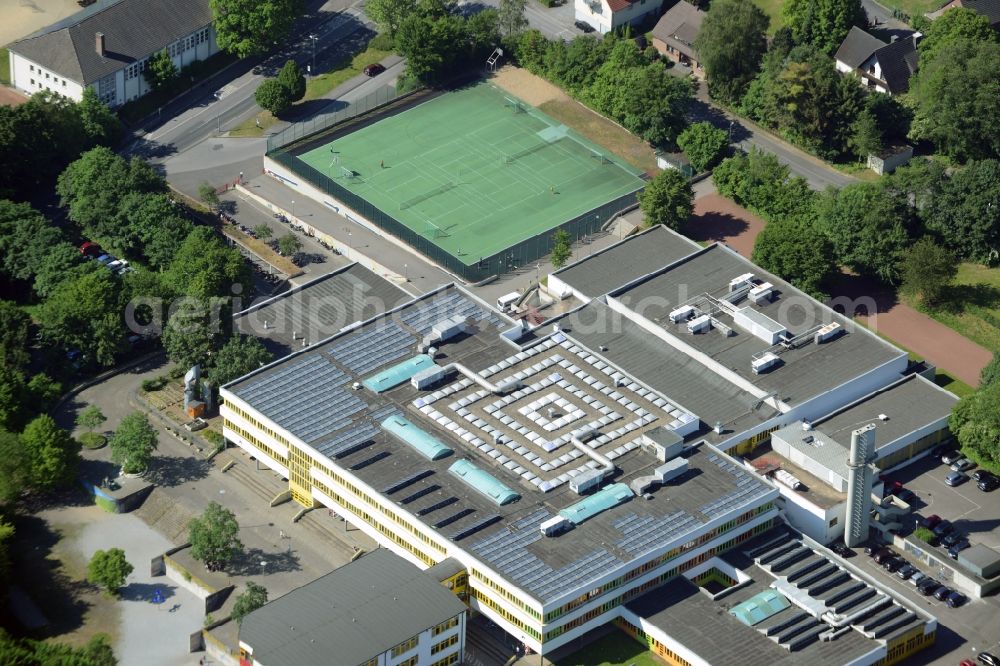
351 451 390 470
451 513 502 541
400 484 440 504
417 496 458 516
383 469 434 495
434 508 476 529
470 510 624 600
232 355 365 442
400 291 502 335
327 322 414 375
700 454 772 518
314 422 379 460
614 511 701 555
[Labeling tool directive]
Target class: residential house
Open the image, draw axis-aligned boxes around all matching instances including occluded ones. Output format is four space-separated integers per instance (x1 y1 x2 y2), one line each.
574 0 665 35
7 0 217 108
834 26 919 95
926 0 1000 29
651 1 707 77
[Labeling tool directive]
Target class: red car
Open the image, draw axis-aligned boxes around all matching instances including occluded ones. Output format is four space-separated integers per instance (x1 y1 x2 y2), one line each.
363 63 386 77
919 514 942 529
79 241 102 257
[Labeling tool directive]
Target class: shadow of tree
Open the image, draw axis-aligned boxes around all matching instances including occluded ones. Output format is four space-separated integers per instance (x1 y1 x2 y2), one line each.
119 581 179 603
144 455 212 488
687 211 750 244
226 547 302 577
936 283 1000 315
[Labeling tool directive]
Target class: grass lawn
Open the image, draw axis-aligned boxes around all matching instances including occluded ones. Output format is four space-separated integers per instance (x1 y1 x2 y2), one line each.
556 631 664 666
303 46 392 101
753 0 786 34
537 98 658 174
229 110 279 138
917 263 1000 355
0 48 10 85
877 0 941 18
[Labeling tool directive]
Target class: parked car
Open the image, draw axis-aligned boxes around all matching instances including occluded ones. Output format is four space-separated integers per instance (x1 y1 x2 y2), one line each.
363 63 385 77
941 449 962 465
918 514 942 529
946 471 970 486
896 563 918 580
932 585 954 601
932 443 953 457
909 571 926 586
942 531 966 547
106 259 124 271
829 541 854 558
95 254 113 264
917 578 940 595
79 241 102 257
865 543 884 556
951 458 976 472
874 548 896 565
946 591 967 608
574 19 596 32
948 540 970 559
972 470 994 483
979 475 1000 492
933 521 954 538
884 558 905 573
978 652 1000 666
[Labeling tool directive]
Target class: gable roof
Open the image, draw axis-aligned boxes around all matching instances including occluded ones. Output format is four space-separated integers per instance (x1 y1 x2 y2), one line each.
957 0 1000 25
8 0 212 85
239 549 466 666
651 1 707 59
871 35 919 93
834 26 888 68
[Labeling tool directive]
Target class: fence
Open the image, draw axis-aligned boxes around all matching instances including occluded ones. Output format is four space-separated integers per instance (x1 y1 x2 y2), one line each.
266 84 406 153
268 148 641 282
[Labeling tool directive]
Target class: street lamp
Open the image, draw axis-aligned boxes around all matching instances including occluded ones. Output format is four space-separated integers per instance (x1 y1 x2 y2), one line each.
309 34 318 76
291 200 295 217
404 263 408 281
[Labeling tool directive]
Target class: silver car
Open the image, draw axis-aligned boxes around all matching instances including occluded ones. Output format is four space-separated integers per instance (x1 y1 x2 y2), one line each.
950 458 975 472
909 571 926 586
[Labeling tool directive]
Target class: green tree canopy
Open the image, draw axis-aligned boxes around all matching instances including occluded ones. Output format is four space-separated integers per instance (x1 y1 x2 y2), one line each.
109 412 159 475
276 232 302 257
899 237 958 307
783 0 866 54
849 108 883 160
677 122 729 172
162 298 226 369
252 224 273 241
981 353 1000 388
78 87 121 147
20 415 80 491
639 169 694 232
0 300 31 370
33 242 87 300
115 193 194 269
918 7 998 65
814 182 914 284
143 49 178 90
712 148 816 222
497 0 528 38
277 60 307 103
210 335 272 386
909 39 1000 162
77 406 107 433
752 214 837 298
924 159 1000 263
232 581 268 623
0 429 28 506
87 548 133 595
165 227 251 300
0 199 64 285
37 269 124 367
366 0 417 38
550 229 572 269
210 0 301 58
0 630 116 666
952 381 1000 467
188 501 243 571
255 78 293 116
695 0 770 103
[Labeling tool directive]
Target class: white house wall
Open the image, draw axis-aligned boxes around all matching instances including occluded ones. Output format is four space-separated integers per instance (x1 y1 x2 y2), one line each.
10 51 85 100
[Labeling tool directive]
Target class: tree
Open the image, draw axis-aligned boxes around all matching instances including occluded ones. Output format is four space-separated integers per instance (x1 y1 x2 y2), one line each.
143 49 178 90
165 227 251 300
210 0 300 58
677 122 729 172
231 582 268 623
814 183 914 284
277 60 306 103
953 382 1000 467
199 182 221 212
210 335 273 385
918 7 998 65
924 160 1000 263
396 12 468 84
640 169 694 231
899 237 958 307
981 353 1000 388
550 229 572 269
365 0 417 39
255 78 293 116
252 224 273 241
162 298 225 369
77 406 107 449
109 412 158 475
909 39 1000 162
752 215 837 298
20 415 80 491
0 300 30 370
37 269 124 368
849 109 883 160
0 429 28 506
277 232 302 257
783 0 866 54
695 0 770 103
116 193 194 269
78 87 121 147
0 199 63 284
712 149 817 223
188 501 243 571
0 631 117 666
87 548 133 595
33 242 86 299
497 0 528 38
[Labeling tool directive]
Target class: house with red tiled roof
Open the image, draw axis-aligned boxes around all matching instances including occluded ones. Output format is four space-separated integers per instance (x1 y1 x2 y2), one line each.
575 0 666 34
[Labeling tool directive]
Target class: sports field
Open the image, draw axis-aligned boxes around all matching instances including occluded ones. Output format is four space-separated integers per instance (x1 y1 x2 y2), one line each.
298 82 646 265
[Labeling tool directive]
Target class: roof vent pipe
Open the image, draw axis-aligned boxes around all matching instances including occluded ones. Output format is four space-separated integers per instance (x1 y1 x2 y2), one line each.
570 434 615 476
441 363 521 395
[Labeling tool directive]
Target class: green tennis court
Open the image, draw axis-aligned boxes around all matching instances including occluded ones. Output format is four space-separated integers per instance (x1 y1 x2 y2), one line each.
297 82 646 265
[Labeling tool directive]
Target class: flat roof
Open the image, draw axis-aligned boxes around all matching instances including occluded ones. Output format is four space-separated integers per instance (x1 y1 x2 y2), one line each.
628 526 934 666
773 424 852 481
814 374 958 450
746 444 846 510
613 244 906 406
234 264 409 358
551 226 700 299
224 285 777 605
239 549 466 666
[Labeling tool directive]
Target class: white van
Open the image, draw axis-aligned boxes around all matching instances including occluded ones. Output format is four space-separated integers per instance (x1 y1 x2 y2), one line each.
497 292 520 313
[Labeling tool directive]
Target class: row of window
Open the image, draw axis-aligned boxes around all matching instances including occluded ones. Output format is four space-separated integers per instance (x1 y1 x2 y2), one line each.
167 27 211 58
225 420 287 466
615 617 691 666
27 65 68 87
390 636 418 658
544 502 774 622
225 402 290 448
470 569 542 620
430 654 460 666
430 634 458 655
470 589 541 641
432 617 459 636
396 657 417 666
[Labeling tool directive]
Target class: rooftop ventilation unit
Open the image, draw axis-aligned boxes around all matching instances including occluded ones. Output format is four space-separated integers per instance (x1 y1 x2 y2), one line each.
814 322 844 344
687 314 712 334
669 305 695 323
749 282 774 305
569 468 606 494
629 457 689 495
640 428 684 462
733 307 787 344
540 515 573 537
752 352 781 375
729 272 755 292
774 469 805 490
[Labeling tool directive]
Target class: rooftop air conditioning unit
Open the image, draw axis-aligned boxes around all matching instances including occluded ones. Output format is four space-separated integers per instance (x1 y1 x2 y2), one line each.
540 515 572 537
751 352 781 374
729 273 755 292
687 314 712 334
669 305 695 323
774 469 805 491
815 322 843 344
749 282 773 305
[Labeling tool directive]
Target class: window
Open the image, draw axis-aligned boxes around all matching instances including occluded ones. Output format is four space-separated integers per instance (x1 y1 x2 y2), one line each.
30 79 35 85
431 655 460 666
360 659 378 666
397 658 418 666
431 635 458 655
829 517 838 527
29 65 34 72
433 617 459 636
45 72 50 79
390 636 418 657
61 79 66 86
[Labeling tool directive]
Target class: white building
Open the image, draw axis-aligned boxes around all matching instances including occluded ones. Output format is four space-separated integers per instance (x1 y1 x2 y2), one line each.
7 0 217 108
575 0 665 34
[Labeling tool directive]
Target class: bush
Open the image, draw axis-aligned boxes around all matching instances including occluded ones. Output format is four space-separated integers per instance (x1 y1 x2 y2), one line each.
914 526 937 544
677 121 729 172
369 32 394 51
140 377 167 392
168 366 186 380
204 430 225 452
